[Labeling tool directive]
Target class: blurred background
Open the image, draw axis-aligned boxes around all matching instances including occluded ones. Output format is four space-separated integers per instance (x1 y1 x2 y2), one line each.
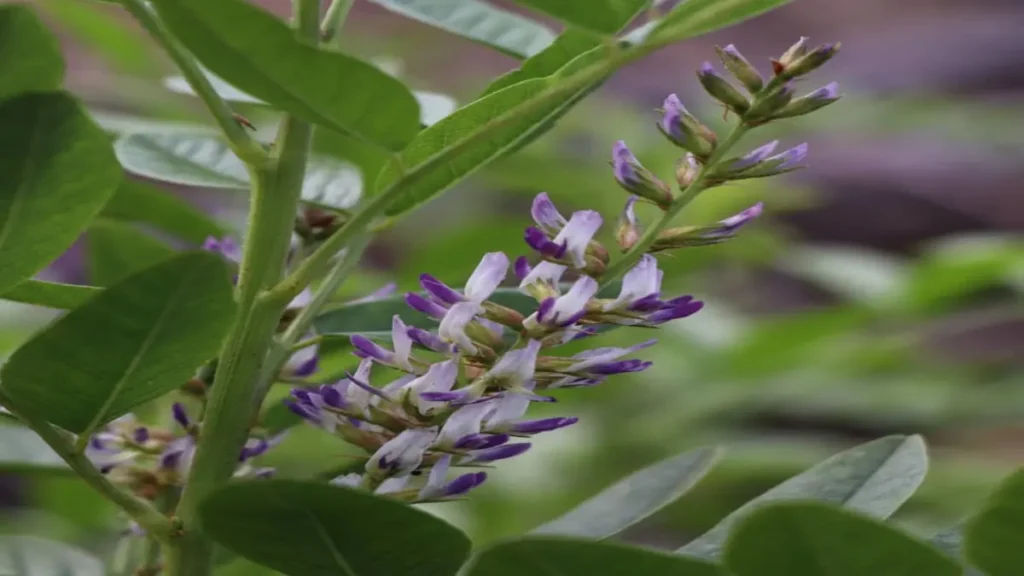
3 0 1023 572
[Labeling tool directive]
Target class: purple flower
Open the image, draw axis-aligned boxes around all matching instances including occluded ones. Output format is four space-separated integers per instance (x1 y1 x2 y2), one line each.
524 227 567 260
605 255 663 311
367 427 438 476
645 295 704 324
420 252 510 307
406 325 456 355
659 94 688 143
464 442 531 463
612 140 642 190
202 236 241 263
808 81 839 101
519 261 566 293
729 141 779 172
509 417 578 434
402 359 459 413
769 143 808 170
705 203 763 238
482 339 541 391
698 61 715 78
550 211 602 268
437 400 495 447
405 292 447 319
526 276 597 330
419 455 487 500
171 403 191 429
351 315 416 372
531 193 568 235
513 256 531 281
438 301 484 355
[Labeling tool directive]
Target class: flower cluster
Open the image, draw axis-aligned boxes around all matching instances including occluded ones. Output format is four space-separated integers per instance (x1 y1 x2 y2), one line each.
283 38 839 503
86 403 277 501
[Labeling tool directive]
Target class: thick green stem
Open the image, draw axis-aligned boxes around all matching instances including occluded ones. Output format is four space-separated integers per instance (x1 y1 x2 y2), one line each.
320 0 354 44
122 0 267 165
601 124 750 283
0 391 174 542
166 2 319 575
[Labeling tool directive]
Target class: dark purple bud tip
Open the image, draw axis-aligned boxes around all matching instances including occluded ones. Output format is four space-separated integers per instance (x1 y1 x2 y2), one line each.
587 360 653 375
420 274 462 305
455 433 509 450
291 355 319 378
239 439 269 462
419 391 469 403
132 426 150 444
511 417 579 434
536 297 556 323
524 227 567 259
513 256 531 281
405 293 447 319
629 294 664 312
160 450 183 470
171 402 190 429
472 442 531 463
291 389 314 404
351 335 388 362
89 436 107 451
283 400 319 422
99 464 115 475
444 472 487 497
699 61 715 76
319 385 346 409
812 81 839 100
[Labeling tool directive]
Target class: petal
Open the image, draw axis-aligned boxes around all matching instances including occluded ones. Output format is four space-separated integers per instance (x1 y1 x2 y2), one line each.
405 293 448 319
552 211 602 268
485 391 532 429
287 287 313 311
420 274 462 305
345 282 398 305
442 471 487 497
513 256 531 281
438 401 495 445
368 427 438 475
350 335 394 364
510 416 579 434
519 261 567 291
487 339 541 386
391 315 414 370
465 442 531 463
376 475 412 494
608 254 660 310
418 453 452 499
531 192 567 234
464 252 510 302
330 473 363 488
438 302 483 355
568 339 658 372
548 276 598 326
406 326 456 355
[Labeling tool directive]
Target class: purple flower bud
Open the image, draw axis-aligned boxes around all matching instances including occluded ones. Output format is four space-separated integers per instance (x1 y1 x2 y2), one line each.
659 93 688 144
407 326 455 354
405 293 447 319
239 438 269 462
160 450 183 470
319 385 346 409
467 442 531 463
444 471 488 497
772 143 808 170
291 388 315 404
284 400 321 423
453 432 509 450
420 274 462 305
729 141 779 172
513 257 531 281
531 192 568 235
351 335 393 363
524 227 567 260
510 417 579 434
290 354 319 378
713 203 763 235
646 298 705 324
809 81 839 100
718 44 764 92
171 402 190 429
132 427 150 444
699 61 715 78
585 359 653 375
697 62 750 113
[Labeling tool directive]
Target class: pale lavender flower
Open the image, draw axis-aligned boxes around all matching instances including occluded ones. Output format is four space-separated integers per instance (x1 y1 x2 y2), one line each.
549 211 602 268
418 455 487 500
438 302 485 355
531 193 568 235
605 254 663 311
351 315 417 372
519 261 566 292
728 141 779 172
770 142 809 170
366 427 438 476
402 359 459 413
420 252 509 307
526 276 598 330
437 401 496 447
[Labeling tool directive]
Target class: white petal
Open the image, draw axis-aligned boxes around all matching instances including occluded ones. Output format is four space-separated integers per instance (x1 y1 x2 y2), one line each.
519 261 566 292
464 252 509 302
438 302 483 354
548 276 598 324
607 254 660 310
391 315 414 371
552 211 602 268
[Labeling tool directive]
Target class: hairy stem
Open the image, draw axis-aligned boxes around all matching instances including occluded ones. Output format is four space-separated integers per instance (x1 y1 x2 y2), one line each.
0 390 174 542
122 0 267 165
601 124 750 282
167 2 321 573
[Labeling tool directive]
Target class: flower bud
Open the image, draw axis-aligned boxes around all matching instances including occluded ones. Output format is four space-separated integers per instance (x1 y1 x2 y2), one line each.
697 62 749 113
777 42 840 79
481 301 526 328
744 83 794 122
771 82 840 119
726 143 808 179
656 94 717 157
615 198 641 252
715 44 763 92
611 140 673 207
772 36 810 75
652 203 763 250
674 153 701 188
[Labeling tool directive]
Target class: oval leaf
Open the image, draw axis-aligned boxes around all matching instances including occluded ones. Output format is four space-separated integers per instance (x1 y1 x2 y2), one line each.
163 71 456 127
0 252 235 433
199 480 471 576
0 92 120 294
509 0 647 35
368 0 555 58
645 0 794 46
678 435 928 560
724 502 962 576
965 468 1024 576
86 220 176 287
115 131 363 211
469 537 725 576
100 179 225 244
481 28 601 96
149 0 420 150
0 5 65 102
0 535 103 576
1 280 100 310
532 447 719 539
0 425 69 474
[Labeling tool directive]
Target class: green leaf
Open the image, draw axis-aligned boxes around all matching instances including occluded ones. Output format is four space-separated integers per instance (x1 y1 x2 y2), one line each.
509 0 647 35
149 0 420 150
532 447 719 539
468 537 726 576
931 524 983 576
677 435 928 560
163 71 457 127
645 0 794 46
0 252 235 433
965 468 1024 576
0 425 69 474
199 480 471 576
0 280 100 310
35 0 157 77
724 502 962 576
0 5 65 102
115 131 363 211
481 28 601 96
86 220 176 287
0 92 121 295
902 235 1024 313
366 0 556 58
101 178 225 244
0 535 103 575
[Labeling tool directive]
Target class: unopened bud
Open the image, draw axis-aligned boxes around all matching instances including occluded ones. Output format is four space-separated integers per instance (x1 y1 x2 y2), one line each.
481 301 526 328
771 37 812 77
726 143 808 179
615 197 642 252
612 140 673 207
698 62 749 113
656 94 717 157
716 44 763 92
652 203 764 251
674 153 702 188
778 42 840 79
587 240 610 265
744 83 794 122
583 255 606 277
771 82 840 119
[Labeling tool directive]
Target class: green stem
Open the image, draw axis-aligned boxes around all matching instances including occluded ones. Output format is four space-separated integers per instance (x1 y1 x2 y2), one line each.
166 2 320 574
0 391 174 542
601 123 751 282
320 0 354 44
253 233 371 406
122 0 267 165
